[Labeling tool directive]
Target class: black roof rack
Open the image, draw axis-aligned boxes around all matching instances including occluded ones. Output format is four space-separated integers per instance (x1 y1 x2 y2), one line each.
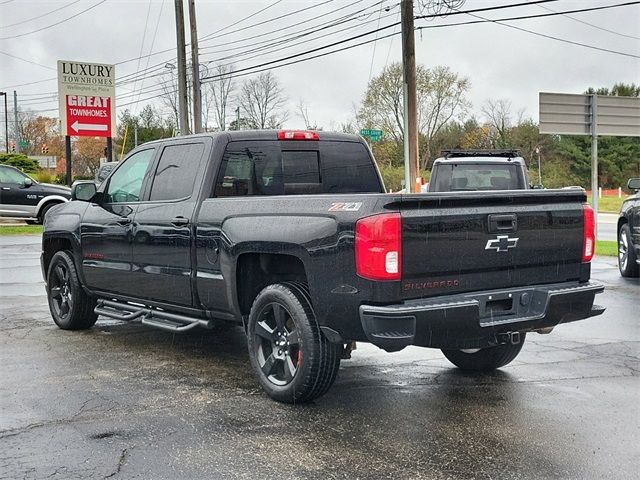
440 149 521 158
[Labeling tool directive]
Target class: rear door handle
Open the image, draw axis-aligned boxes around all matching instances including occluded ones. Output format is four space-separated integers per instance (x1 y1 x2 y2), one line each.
171 216 190 227
1 187 10 191
116 217 132 226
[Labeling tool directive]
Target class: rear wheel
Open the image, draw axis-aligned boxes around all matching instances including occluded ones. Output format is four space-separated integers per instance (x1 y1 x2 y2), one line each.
47 251 97 330
441 334 526 372
618 224 639 277
247 282 341 403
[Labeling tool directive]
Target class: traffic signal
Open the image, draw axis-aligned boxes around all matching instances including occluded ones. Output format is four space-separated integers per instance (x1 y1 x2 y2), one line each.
10 141 15 152
41 143 49 154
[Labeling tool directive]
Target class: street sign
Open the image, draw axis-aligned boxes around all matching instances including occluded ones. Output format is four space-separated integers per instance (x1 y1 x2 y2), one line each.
360 128 384 142
58 60 115 137
539 92 640 137
18 140 29 149
539 91 640 237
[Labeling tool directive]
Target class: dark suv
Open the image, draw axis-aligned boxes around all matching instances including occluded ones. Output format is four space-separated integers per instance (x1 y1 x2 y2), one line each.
618 178 640 277
0 164 70 224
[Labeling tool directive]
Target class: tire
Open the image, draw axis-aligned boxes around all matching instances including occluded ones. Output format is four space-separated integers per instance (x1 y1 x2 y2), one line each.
618 223 639 277
247 282 342 403
46 250 97 330
441 334 526 372
37 202 59 224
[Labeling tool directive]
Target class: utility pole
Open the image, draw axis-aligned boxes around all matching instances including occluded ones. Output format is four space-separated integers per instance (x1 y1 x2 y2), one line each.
13 90 20 153
235 106 240 130
134 124 138 148
188 0 202 133
591 93 598 239
400 0 419 193
0 92 7 153
174 0 190 136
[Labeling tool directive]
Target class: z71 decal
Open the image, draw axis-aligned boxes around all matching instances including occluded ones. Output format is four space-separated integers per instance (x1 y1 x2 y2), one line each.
328 202 362 212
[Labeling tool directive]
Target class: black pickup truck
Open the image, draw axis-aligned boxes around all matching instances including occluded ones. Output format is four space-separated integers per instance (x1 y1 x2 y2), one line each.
42 130 604 403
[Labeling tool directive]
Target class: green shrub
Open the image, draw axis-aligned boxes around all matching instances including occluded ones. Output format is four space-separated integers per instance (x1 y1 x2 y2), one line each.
34 170 55 184
0 153 40 173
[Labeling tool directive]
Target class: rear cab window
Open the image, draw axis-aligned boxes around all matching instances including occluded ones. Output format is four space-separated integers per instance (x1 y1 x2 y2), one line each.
213 140 382 197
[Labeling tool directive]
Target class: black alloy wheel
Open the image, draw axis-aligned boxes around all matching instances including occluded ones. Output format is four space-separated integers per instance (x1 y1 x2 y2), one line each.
253 302 302 386
50 262 73 321
46 251 97 330
247 283 342 403
618 224 639 277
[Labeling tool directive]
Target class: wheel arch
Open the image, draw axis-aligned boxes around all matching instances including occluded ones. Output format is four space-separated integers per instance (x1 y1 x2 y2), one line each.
35 196 68 218
234 251 309 319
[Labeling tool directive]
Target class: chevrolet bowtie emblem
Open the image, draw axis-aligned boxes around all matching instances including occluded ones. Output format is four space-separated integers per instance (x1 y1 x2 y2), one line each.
485 235 519 252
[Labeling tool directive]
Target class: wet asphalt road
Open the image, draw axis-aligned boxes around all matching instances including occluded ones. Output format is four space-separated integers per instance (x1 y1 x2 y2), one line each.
0 235 638 480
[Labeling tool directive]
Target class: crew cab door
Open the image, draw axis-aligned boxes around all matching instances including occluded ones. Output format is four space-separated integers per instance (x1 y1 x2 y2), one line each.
0 165 38 218
130 140 209 306
81 148 156 294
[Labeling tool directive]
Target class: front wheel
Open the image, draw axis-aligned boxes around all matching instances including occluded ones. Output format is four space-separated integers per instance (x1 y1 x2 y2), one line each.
247 283 341 403
46 250 97 330
618 224 639 277
441 334 526 372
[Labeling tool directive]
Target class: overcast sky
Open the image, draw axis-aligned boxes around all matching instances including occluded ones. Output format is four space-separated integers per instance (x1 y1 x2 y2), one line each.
1 0 639 131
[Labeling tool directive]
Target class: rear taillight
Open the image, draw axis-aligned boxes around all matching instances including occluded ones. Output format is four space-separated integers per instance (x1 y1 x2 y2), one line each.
582 204 595 262
277 130 319 140
355 213 402 281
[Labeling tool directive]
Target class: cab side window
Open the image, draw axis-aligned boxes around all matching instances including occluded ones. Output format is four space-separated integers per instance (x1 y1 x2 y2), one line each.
214 143 283 197
105 149 155 203
148 143 205 201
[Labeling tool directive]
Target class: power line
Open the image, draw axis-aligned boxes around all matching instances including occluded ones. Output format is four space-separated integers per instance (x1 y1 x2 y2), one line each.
368 0 387 82
200 0 285 40
0 0 108 40
529 0 640 40
0 50 56 70
203 6 398 71
414 0 561 19
451 1 640 59
202 1 640 83
10 1 638 109
0 0 83 29
199 0 335 42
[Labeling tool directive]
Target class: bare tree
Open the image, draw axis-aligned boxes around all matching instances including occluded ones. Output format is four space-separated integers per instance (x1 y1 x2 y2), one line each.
157 71 180 131
358 62 470 164
203 64 234 131
239 72 288 129
481 98 513 147
420 65 470 165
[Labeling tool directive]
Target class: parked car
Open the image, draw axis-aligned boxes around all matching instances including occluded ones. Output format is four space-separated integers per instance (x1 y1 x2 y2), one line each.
427 149 532 192
42 131 603 403
618 178 640 277
95 161 118 185
0 163 70 224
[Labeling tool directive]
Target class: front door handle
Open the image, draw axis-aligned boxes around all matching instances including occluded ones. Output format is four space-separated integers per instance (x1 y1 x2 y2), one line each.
1 187 9 191
116 217 132 226
171 216 190 227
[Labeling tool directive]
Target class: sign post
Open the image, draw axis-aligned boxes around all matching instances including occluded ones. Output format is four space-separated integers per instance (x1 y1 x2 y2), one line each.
58 60 116 185
539 92 640 239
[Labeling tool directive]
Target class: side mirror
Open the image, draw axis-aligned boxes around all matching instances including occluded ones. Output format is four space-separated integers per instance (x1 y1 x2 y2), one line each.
22 177 33 188
627 178 640 192
71 180 97 202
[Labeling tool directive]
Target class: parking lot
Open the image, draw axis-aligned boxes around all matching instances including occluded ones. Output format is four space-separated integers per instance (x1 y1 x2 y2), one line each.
1 234 638 479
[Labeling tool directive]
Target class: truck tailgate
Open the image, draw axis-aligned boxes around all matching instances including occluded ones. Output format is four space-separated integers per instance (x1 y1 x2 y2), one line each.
395 190 587 299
